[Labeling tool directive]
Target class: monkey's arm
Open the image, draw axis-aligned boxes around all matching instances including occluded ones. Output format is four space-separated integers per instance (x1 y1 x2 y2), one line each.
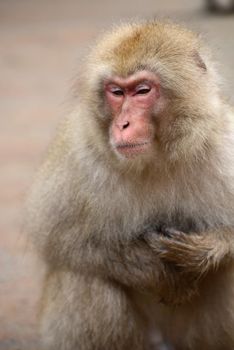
41 225 164 290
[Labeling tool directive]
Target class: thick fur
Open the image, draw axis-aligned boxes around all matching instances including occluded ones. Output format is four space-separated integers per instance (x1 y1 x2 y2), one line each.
26 21 234 349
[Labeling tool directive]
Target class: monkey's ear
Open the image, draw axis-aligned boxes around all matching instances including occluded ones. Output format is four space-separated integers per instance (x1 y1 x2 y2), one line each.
193 51 207 71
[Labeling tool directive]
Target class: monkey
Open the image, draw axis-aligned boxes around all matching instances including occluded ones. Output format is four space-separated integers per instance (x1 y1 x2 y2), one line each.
26 20 234 350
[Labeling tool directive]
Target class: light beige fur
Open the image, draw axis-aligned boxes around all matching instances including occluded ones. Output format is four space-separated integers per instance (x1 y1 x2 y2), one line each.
26 20 234 350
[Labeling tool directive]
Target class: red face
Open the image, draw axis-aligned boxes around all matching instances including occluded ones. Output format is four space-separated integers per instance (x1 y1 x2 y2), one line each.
105 71 161 158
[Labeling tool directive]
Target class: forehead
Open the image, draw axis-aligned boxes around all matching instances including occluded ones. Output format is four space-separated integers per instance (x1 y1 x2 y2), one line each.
95 22 198 77
104 70 160 87
106 28 156 76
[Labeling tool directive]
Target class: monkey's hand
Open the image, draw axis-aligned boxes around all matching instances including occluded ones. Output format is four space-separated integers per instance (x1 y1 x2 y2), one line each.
147 226 230 278
144 227 231 304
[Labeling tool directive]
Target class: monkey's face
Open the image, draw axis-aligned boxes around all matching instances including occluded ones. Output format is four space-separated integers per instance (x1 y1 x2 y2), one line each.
105 70 164 159
83 22 218 164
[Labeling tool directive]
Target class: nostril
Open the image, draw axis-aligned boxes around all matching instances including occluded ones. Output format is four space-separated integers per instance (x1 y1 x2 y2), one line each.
116 121 130 131
123 121 130 129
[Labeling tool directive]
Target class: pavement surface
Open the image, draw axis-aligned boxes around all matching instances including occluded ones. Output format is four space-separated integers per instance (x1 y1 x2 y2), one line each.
0 1 234 349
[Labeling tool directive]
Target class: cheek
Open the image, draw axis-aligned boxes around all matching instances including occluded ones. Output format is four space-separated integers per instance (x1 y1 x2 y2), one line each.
132 118 154 137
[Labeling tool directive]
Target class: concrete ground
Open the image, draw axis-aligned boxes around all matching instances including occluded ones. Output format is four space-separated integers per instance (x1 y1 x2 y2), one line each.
0 1 234 349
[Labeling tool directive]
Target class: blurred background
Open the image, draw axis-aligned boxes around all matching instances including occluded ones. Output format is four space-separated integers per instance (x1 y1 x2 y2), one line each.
0 0 234 349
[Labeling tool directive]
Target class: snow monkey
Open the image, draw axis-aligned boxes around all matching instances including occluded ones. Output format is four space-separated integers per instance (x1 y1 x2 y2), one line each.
26 21 234 350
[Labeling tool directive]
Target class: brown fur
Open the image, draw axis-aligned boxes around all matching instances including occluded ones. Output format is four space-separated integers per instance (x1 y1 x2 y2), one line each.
26 20 234 349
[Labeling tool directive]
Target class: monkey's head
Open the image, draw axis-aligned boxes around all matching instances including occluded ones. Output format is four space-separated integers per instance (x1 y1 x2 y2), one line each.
79 21 221 166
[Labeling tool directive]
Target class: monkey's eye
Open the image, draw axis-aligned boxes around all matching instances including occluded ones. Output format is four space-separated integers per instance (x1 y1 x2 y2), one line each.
110 87 124 96
136 85 151 95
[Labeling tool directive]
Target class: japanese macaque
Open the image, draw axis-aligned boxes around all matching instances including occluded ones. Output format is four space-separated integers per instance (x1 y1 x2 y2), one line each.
26 20 234 350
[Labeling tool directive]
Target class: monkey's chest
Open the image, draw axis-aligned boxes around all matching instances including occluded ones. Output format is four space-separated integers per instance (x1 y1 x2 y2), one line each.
143 212 201 235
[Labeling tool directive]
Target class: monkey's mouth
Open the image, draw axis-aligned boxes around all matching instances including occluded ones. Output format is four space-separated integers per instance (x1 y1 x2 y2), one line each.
115 142 150 157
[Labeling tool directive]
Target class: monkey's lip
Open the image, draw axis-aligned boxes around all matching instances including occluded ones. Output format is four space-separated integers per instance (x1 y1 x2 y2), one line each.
115 142 150 157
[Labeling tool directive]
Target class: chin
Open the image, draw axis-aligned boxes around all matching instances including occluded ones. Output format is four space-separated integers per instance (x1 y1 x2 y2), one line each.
113 144 156 173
